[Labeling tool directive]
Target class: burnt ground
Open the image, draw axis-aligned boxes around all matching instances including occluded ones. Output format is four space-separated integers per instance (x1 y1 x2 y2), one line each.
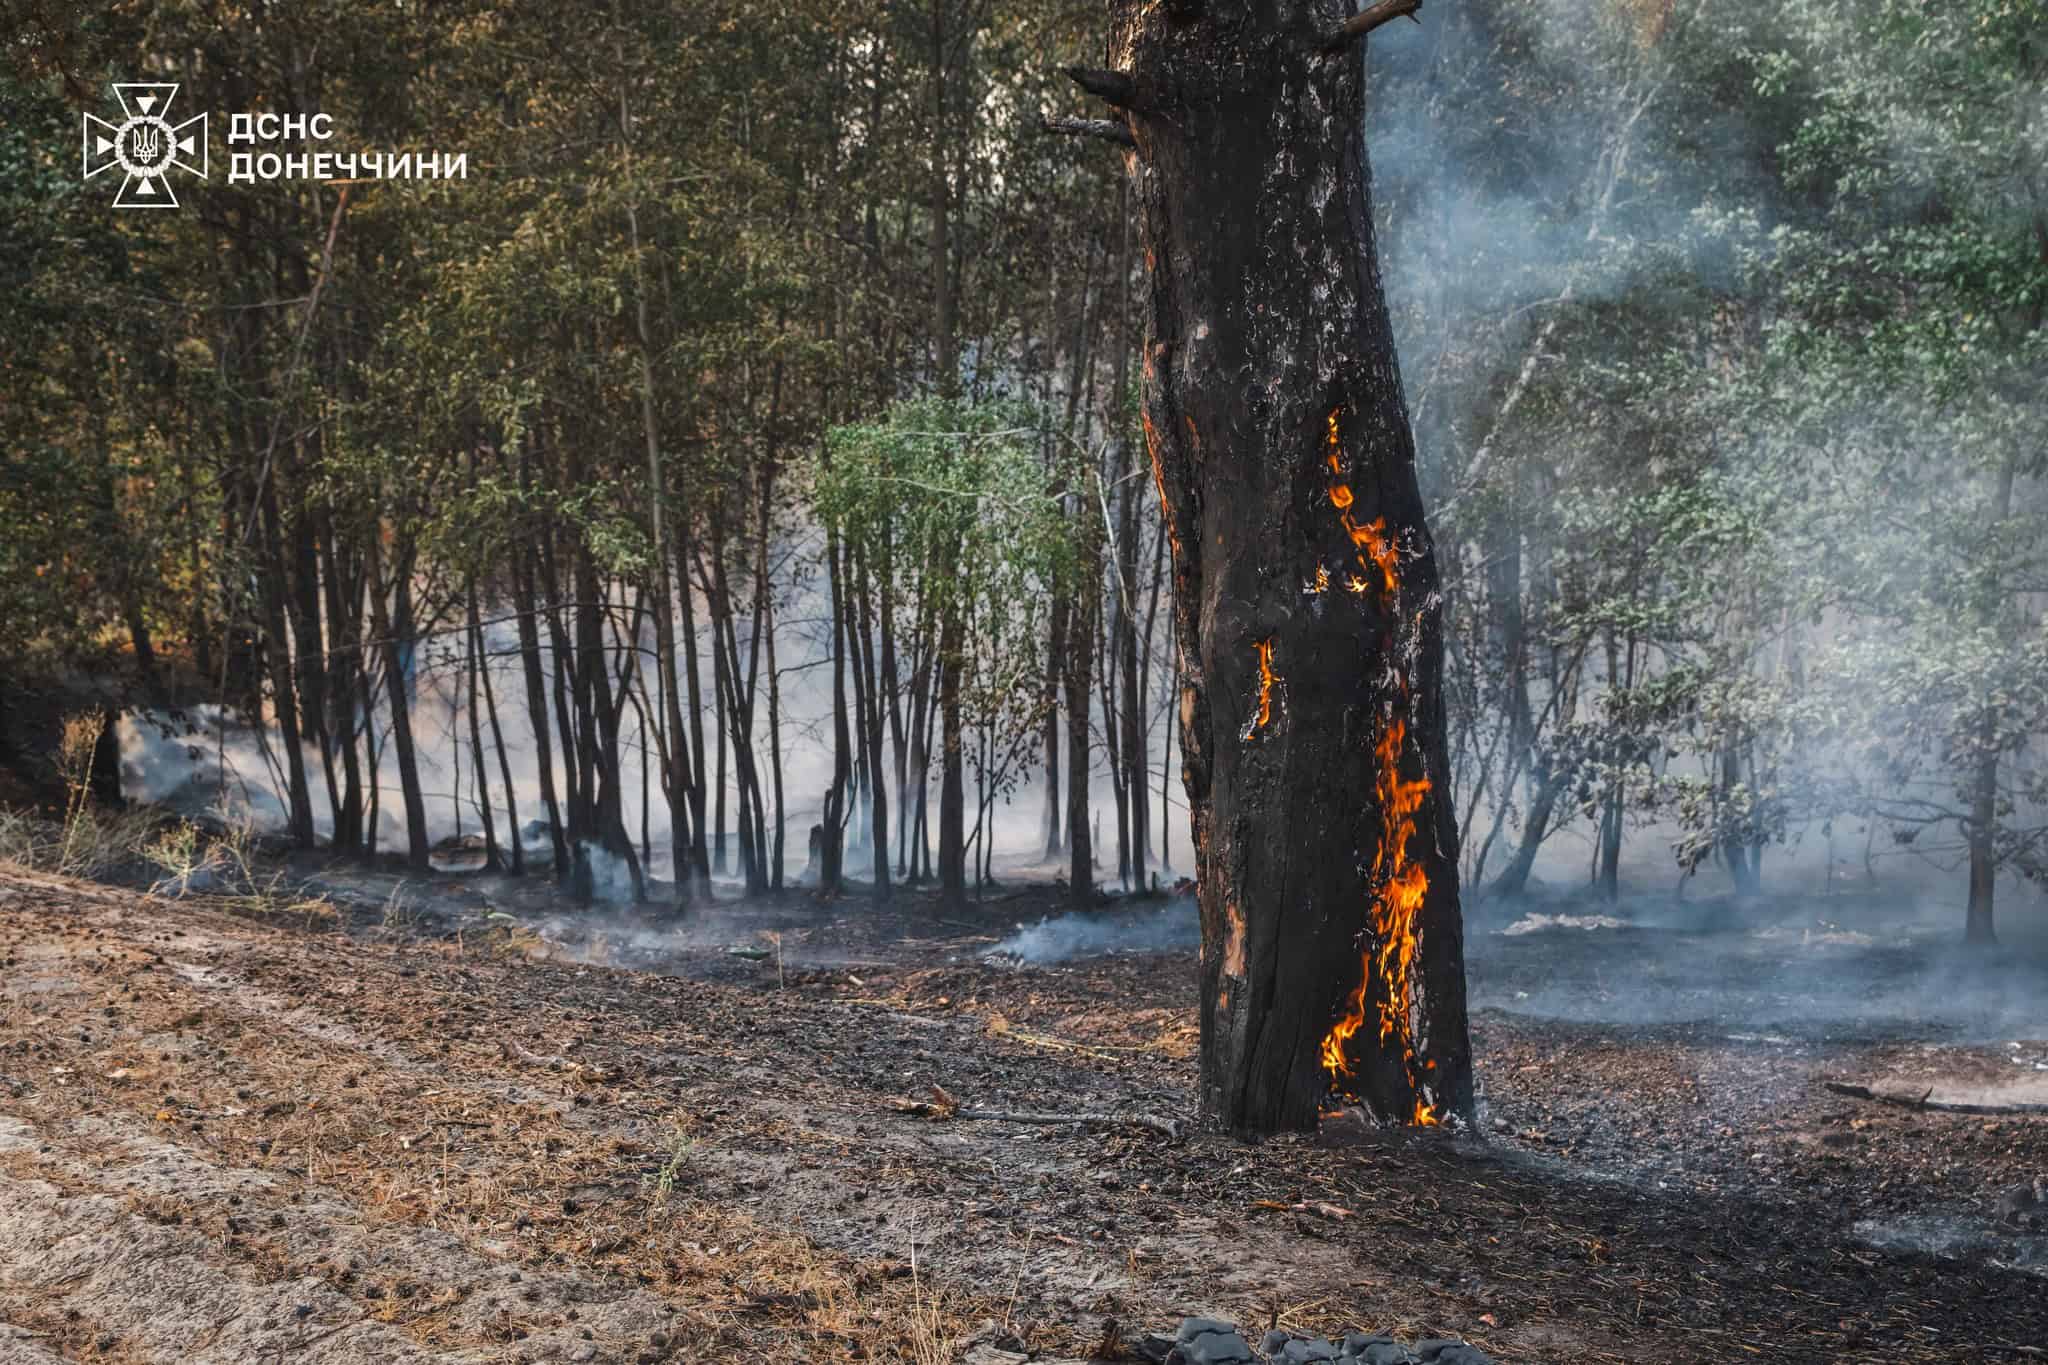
1 861 2045 1364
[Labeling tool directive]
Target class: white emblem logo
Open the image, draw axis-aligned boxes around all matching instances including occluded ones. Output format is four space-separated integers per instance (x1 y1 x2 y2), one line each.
82 83 208 208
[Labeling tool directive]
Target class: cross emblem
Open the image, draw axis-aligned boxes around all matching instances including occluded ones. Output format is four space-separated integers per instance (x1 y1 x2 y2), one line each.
82 83 208 209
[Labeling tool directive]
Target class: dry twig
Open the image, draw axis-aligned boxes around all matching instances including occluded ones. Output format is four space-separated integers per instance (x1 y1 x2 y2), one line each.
887 1087 1184 1142
1822 1081 2048 1117
1253 1199 1357 1221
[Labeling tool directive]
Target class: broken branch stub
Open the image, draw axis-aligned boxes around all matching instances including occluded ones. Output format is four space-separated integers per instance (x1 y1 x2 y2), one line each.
1321 0 1425 52
1064 65 1137 108
1040 113 1136 149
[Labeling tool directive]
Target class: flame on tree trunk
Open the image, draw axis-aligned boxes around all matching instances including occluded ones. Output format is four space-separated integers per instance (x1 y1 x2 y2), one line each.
1076 0 1473 1134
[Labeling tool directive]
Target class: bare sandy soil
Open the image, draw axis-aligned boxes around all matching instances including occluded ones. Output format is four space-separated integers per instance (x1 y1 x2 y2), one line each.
1 862 2045 1363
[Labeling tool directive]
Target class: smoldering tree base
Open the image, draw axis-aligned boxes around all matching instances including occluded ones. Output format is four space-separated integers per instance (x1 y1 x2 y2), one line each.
1081 0 1476 1133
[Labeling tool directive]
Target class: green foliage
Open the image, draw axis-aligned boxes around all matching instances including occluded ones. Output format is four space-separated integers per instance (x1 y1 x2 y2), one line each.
2 0 2041 909
819 397 1080 760
1382 0 2048 900
819 398 1075 616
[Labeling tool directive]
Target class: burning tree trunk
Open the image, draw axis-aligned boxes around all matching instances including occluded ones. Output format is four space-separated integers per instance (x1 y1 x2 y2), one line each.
1056 0 1473 1133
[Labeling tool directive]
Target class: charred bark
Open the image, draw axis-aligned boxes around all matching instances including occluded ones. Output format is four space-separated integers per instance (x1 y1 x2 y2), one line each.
89 703 123 809
1093 0 1473 1134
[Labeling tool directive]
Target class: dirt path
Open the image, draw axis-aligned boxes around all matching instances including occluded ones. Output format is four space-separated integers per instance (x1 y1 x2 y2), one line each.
1 866 2044 1363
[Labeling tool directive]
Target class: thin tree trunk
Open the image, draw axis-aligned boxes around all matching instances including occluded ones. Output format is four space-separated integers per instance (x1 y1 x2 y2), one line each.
677 526 711 892
822 528 850 893
1161 620 1175 877
713 624 729 878
1966 736 1999 944
765 570 786 890
1066 526 1096 906
1119 475 1148 881
368 540 430 872
624 185 693 907
1719 740 1760 896
937 582 967 908
1485 763 1568 901
511 552 566 876
257 482 315 846
883 520 908 880
1965 450 2019 943
477 589 523 876
290 510 340 841
464 582 502 872
319 522 365 853
1042 596 1067 859
853 544 892 901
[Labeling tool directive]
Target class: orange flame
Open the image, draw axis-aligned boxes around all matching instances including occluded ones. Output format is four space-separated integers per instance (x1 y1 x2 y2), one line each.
1144 409 1184 562
1352 516 1401 596
1253 639 1277 730
1317 407 1436 1126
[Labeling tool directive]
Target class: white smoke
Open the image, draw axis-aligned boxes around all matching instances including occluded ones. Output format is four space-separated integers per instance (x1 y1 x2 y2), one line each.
986 899 1199 966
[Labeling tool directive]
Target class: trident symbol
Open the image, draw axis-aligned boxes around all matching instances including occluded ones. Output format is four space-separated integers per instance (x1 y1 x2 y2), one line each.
82 84 208 209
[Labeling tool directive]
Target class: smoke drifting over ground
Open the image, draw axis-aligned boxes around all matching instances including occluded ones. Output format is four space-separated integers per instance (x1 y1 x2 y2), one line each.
113 593 1195 887
1466 891 2048 1045
985 898 1201 966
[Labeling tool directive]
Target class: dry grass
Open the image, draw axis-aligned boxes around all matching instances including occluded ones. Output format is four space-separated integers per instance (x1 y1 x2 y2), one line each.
0 710 160 879
905 1238 970 1365
0 886 992 1360
54 709 106 873
132 806 341 929
0 806 54 868
0 803 160 881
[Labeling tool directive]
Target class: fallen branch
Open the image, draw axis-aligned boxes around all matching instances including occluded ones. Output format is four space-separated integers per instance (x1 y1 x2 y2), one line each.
841 1003 955 1030
1822 1081 2048 1117
959 1107 1185 1142
1253 1198 1356 1220
987 1014 1134 1061
888 1089 1184 1142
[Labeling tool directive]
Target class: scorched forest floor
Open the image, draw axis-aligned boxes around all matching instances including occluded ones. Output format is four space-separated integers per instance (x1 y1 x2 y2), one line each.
1 859 2044 1363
